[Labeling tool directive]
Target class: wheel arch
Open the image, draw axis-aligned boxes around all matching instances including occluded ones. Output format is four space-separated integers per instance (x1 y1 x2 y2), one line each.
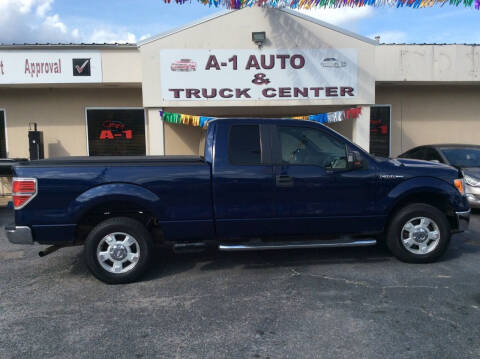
69 183 163 244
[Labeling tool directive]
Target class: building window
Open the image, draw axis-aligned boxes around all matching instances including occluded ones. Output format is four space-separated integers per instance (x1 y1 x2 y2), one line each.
0 110 7 159
86 108 146 156
370 106 391 157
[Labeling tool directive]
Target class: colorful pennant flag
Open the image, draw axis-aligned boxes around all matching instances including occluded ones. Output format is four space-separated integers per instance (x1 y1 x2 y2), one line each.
160 108 362 128
164 0 479 9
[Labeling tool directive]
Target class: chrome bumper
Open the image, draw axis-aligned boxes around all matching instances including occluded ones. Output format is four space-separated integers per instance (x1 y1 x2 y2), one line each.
455 210 470 233
5 225 34 245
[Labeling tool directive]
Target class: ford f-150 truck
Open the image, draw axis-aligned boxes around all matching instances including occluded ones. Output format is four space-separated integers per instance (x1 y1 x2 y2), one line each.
6 118 470 283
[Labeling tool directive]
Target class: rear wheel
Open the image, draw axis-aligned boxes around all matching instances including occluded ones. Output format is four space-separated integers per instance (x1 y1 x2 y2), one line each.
84 217 153 284
386 203 451 263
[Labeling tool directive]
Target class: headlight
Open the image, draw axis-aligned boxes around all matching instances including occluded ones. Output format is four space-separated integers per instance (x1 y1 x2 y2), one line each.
464 175 480 187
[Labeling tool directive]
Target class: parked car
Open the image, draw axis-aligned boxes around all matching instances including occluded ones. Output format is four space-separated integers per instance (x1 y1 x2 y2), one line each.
398 144 480 208
6 119 470 283
320 57 346 68
170 59 197 71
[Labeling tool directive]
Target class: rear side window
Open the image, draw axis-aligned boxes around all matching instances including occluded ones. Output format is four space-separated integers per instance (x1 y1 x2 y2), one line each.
228 125 261 165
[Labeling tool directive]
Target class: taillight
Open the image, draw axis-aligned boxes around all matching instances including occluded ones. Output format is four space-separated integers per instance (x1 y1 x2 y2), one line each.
12 178 37 209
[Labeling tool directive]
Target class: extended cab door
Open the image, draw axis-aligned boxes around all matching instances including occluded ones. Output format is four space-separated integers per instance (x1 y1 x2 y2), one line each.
270 123 379 236
212 121 276 239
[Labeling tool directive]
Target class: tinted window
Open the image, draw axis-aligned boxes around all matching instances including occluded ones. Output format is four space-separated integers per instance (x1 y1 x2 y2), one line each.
441 148 480 167
278 126 347 169
87 109 146 156
402 148 425 160
424 148 443 162
228 125 261 165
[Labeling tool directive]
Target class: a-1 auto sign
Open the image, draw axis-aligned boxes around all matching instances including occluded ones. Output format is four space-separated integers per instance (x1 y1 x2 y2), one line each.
160 49 357 101
0 51 102 84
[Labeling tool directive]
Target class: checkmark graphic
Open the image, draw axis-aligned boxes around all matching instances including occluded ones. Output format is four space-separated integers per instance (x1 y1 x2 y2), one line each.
75 59 89 74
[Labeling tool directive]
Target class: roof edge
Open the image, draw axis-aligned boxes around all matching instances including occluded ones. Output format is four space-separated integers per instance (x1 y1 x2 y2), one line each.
0 44 138 50
138 9 233 46
279 8 378 46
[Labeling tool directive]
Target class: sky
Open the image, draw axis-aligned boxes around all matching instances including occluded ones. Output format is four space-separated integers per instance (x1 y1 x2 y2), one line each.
0 0 479 45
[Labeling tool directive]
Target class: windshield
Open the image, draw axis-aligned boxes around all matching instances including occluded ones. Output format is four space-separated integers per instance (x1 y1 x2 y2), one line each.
441 148 480 167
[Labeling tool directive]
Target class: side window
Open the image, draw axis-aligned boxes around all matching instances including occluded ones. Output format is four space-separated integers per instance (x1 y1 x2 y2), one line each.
228 125 261 165
424 148 443 162
278 126 347 169
403 148 425 160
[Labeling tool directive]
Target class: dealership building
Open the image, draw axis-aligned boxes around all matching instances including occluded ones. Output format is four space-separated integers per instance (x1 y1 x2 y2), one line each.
1 7 480 161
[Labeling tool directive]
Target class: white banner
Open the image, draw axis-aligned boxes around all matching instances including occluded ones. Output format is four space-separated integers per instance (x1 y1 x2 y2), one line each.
0 51 102 84
160 49 357 101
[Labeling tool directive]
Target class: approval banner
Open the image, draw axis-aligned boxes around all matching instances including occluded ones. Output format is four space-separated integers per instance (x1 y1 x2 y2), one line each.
0 51 102 84
160 49 357 101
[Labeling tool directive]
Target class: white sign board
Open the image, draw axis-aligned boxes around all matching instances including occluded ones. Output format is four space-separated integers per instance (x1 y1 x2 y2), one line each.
160 49 357 101
0 51 102 84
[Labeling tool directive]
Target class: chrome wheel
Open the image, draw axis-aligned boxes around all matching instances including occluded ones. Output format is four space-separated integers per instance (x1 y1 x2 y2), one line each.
96 232 140 274
401 217 440 255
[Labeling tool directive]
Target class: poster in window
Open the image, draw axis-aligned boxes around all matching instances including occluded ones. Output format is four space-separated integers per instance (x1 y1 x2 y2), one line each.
0 111 6 158
369 106 390 158
87 109 146 156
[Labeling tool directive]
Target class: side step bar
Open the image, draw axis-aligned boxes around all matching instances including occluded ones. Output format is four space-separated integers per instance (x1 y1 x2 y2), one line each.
219 239 377 252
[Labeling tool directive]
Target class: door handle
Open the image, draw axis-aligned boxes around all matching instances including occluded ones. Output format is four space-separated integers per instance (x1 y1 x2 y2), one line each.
276 175 294 187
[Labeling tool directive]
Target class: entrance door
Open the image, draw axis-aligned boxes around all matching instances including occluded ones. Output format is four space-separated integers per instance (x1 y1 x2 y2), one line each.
271 123 379 237
0 110 7 158
370 106 391 157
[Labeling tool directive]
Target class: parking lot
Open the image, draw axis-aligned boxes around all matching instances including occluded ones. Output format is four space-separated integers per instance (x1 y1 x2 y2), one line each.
0 209 479 359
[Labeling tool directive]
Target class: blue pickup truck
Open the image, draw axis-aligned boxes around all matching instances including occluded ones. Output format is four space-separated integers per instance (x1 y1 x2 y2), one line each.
6 118 470 283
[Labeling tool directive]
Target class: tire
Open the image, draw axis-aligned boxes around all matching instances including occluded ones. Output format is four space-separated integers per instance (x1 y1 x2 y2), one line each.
386 203 451 263
84 217 153 284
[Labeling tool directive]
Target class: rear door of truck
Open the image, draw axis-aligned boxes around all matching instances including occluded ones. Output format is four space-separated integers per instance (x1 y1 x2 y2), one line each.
212 120 276 239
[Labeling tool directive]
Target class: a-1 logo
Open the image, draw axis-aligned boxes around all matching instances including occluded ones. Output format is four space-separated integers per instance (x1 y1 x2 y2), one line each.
99 120 133 140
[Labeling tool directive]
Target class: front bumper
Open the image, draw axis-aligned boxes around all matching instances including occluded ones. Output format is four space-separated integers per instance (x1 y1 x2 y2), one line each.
5 225 34 245
455 210 470 233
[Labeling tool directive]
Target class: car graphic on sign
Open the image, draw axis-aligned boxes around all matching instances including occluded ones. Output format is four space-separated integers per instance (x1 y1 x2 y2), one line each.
170 59 197 72
321 58 347 68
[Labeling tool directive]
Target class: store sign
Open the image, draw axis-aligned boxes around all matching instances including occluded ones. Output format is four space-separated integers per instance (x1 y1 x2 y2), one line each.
0 51 102 84
160 49 357 101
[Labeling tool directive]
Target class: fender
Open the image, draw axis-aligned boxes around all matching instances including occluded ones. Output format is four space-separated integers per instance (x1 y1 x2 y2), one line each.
67 183 161 223
381 176 467 214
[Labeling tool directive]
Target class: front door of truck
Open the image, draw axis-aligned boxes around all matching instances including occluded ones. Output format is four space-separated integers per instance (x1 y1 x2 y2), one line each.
212 122 276 239
270 123 378 236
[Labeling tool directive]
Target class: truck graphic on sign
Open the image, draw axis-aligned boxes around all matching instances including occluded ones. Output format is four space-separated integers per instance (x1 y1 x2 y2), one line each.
170 59 197 72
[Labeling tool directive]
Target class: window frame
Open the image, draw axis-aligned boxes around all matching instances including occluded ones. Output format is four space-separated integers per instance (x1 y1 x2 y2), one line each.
272 124 350 170
85 107 147 157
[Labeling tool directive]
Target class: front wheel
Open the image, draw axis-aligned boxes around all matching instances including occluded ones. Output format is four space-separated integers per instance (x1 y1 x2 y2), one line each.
84 217 153 284
386 203 451 263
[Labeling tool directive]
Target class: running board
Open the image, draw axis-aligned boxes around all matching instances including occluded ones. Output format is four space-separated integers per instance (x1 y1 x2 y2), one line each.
219 239 377 252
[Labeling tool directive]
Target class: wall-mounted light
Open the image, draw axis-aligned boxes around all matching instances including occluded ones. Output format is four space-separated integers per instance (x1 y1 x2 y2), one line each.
252 32 266 49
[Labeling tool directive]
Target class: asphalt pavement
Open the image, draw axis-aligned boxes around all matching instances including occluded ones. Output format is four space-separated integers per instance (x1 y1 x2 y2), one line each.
0 208 479 359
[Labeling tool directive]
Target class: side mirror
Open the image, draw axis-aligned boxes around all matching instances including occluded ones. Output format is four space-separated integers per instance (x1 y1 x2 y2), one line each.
348 150 364 170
